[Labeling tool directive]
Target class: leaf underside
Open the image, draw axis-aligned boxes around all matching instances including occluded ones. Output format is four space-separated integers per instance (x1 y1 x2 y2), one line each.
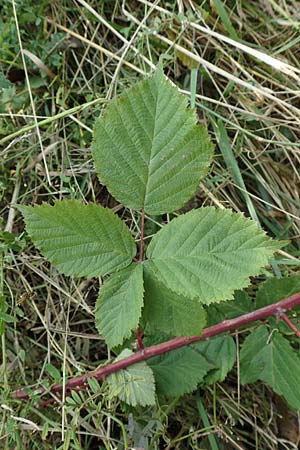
95 264 144 348
240 325 300 410
92 68 214 215
107 349 156 407
146 207 283 303
18 200 136 278
143 267 206 337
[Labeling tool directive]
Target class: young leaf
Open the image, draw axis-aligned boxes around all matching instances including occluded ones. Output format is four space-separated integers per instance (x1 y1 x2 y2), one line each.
240 325 300 410
45 363 61 382
148 347 213 397
18 200 136 277
143 268 206 337
107 349 156 407
95 264 144 348
256 276 300 309
146 207 283 303
193 335 236 384
92 68 214 215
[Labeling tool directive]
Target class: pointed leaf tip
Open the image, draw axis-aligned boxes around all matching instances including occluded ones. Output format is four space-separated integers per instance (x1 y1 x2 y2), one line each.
92 68 214 215
146 207 283 303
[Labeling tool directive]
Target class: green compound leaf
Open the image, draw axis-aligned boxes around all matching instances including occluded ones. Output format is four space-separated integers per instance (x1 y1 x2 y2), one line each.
18 200 136 278
256 275 300 309
107 349 156 407
148 346 213 397
146 207 283 303
92 68 213 215
240 325 300 410
95 264 144 348
143 267 206 337
193 335 236 384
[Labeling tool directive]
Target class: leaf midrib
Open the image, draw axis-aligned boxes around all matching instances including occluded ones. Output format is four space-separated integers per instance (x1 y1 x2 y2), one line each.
142 80 191 209
142 79 159 209
149 249 269 261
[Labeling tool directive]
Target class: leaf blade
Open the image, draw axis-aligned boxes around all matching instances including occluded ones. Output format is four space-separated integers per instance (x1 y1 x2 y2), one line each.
193 335 236 384
256 275 300 309
146 207 283 303
95 264 144 348
92 69 213 215
143 267 206 337
148 346 213 397
107 349 156 407
240 325 300 410
19 200 136 278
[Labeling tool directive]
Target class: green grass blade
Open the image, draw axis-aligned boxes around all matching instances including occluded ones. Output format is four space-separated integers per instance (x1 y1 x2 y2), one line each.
196 391 219 450
212 0 239 40
213 119 260 223
190 68 198 109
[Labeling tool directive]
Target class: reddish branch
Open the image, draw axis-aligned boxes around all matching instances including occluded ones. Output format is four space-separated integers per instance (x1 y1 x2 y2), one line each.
12 292 300 402
136 324 144 350
278 312 300 337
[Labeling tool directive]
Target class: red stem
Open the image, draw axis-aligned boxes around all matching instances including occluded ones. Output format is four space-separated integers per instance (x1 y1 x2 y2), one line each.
11 293 300 402
279 312 300 337
136 324 144 350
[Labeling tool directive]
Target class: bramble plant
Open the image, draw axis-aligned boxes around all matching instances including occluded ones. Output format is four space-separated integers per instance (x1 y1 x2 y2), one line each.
18 69 300 409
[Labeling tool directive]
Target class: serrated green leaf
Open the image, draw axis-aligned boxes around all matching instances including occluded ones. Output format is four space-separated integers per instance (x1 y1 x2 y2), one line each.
240 325 300 410
143 267 206 337
146 207 283 303
107 349 156 406
240 326 269 382
18 200 136 277
256 276 300 309
216 290 253 319
148 347 213 397
92 69 213 215
206 290 253 326
95 264 143 348
193 335 236 384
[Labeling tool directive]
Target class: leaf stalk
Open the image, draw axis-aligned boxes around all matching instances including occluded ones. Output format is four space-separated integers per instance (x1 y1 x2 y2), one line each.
278 311 300 337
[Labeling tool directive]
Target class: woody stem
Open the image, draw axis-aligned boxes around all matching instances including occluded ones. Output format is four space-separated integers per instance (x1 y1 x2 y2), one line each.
11 292 300 402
